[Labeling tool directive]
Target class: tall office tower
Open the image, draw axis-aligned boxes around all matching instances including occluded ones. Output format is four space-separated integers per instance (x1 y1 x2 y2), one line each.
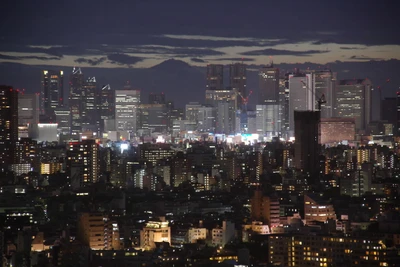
397 93 400 136
256 104 280 137
335 79 372 132
206 64 224 90
69 67 84 138
279 76 289 135
229 63 247 109
205 89 237 134
138 104 168 133
294 111 320 179
0 86 18 167
185 102 202 122
148 92 166 104
310 69 336 118
54 107 71 142
81 77 99 133
99 84 115 133
115 89 141 134
41 70 64 117
288 73 314 133
15 138 39 172
18 93 39 138
67 139 100 188
259 65 279 104
197 106 215 132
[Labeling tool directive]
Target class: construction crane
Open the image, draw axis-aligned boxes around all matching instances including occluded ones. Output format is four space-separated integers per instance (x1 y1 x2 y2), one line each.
300 80 326 111
237 90 253 112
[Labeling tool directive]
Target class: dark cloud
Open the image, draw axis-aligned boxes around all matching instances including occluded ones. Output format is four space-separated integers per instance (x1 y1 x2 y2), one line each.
349 55 383 61
191 58 206 63
74 57 107 66
214 57 255 62
340 46 363 50
241 48 329 56
0 53 61 61
107 54 143 66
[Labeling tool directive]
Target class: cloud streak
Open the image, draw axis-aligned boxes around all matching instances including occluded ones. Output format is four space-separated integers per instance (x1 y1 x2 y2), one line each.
240 48 329 56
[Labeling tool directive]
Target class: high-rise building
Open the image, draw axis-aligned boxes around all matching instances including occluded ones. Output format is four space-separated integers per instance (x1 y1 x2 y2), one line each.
115 89 141 134
294 111 320 178
138 104 168 133
69 67 84 137
206 64 224 90
67 139 100 188
15 138 39 172
41 70 63 117
311 69 336 118
259 65 279 104
335 79 372 132
205 89 237 134
99 84 115 133
197 106 215 132
288 73 315 133
185 102 202 122
256 104 280 137
55 107 71 142
18 93 39 126
148 92 166 104
81 77 99 133
0 86 18 167
229 63 247 109
18 93 40 138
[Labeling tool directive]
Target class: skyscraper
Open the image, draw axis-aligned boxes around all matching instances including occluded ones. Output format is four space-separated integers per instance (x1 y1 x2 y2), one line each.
18 93 40 138
294 111 320 178
99 84 115 132
18 93 39 126
229 63 247 109
0 86 18 166
115 89 141 134
205 89 236 134
67 139 100 188
335 79 372 132
41 70 64 117
288 73 314 132
206 64 224 90
69 67 84 138
312 69 336 118
259 65 279 104
81 77 98 133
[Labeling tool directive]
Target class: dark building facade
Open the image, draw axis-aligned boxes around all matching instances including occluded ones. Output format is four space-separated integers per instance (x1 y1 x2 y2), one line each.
294 111 320 179
0 86 18 167
41 70 64 117
259 65 279 105
206 64 224 90
229 63 247 110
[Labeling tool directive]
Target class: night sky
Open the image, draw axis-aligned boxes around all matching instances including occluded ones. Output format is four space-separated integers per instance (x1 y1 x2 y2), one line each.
0 0 399 115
